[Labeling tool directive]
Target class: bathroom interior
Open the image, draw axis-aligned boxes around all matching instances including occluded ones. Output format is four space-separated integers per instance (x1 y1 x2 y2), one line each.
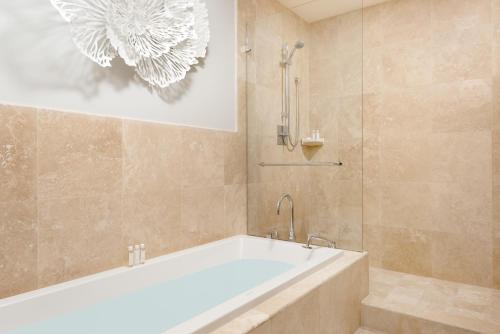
0 0 499 333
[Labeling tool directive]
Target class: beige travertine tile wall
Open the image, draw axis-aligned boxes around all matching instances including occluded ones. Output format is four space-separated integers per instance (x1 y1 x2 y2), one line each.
308 8 363 250
0 102 246 299
493 0 500 291
363 0 500 288
0 105 37 297
244 0 364 250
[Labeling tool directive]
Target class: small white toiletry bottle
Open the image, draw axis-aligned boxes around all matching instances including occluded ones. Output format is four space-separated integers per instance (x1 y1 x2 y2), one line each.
133 244 140 266
140 244 146 264
128 246 134 267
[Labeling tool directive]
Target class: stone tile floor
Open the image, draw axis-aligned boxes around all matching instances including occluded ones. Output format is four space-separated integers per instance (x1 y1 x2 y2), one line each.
362 268 500 334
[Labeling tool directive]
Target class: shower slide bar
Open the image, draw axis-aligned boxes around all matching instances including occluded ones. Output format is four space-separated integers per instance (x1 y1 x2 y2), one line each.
257 161 343 167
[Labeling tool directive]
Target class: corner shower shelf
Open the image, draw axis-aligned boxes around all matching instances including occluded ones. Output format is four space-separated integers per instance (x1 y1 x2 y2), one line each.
258 161 343 167
301 138 325 147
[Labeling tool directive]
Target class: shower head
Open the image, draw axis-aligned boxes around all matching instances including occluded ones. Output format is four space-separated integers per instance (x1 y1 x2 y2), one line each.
286 40 305 64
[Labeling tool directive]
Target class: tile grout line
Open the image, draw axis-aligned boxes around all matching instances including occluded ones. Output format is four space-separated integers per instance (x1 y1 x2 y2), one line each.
35 107 40 289
121 118 125 265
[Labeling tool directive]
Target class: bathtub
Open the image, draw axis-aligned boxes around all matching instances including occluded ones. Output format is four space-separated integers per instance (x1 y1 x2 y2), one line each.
0 235 343 334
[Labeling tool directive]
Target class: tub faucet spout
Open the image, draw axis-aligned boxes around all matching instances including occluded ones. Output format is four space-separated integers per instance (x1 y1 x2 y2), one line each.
303 234 335 249
276 193 295 241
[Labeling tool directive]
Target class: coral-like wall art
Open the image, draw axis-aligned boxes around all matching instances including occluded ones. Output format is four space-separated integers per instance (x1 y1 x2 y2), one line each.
50 0 210 88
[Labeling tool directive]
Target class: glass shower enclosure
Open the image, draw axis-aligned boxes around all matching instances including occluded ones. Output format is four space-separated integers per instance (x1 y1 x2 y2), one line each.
241 1 364 251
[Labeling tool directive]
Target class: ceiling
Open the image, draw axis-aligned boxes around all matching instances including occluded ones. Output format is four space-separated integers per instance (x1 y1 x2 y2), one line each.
277 0 391 22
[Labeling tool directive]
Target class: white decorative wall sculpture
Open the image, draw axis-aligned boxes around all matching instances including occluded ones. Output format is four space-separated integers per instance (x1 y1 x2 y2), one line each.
50 0 210 88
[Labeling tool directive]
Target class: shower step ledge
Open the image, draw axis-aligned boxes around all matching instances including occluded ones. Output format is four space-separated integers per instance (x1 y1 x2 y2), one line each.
362 303 488 334
361 269 500 334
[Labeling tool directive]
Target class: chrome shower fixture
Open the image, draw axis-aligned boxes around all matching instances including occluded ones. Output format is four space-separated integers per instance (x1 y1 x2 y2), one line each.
279 40 305 151
283 40 305 65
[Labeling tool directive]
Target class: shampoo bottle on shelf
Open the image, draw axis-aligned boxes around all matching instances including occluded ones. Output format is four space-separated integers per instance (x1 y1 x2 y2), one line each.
128 246 134 267
140 244 146 264
133 245 140 266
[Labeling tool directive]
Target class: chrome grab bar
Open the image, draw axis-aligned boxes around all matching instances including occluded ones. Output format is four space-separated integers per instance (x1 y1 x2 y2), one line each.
258 161 342 167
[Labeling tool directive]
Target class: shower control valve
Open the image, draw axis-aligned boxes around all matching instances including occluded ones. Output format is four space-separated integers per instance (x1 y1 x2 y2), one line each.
277 125 288 146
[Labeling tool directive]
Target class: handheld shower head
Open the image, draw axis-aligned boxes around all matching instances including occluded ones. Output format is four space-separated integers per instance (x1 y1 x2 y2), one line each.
286 40 305 64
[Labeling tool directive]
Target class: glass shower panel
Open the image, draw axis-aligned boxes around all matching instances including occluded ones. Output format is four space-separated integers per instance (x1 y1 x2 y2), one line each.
242 0 363 251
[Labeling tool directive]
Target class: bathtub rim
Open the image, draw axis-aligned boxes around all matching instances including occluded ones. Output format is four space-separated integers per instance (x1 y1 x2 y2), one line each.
166 237 343 334
0 235 344 334
0 235 247 308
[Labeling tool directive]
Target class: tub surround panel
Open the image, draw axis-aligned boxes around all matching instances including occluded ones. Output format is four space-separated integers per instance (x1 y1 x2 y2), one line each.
224 184 248 236
0 105 37 202
212 252 369 334
0 103 247 298
122 120 183 258
224 132 247 186
37 195 124 287
181 127 225 188
181 185 226 246
0 105 38 297
37 110 123 200
122 189 183 257
35 110 124 287
264 289 321 333
363 0 498 288
122 121 183 197
0 201 37 298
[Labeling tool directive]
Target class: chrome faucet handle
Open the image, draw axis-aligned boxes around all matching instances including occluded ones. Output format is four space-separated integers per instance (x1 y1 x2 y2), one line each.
266 230 278 239
303 234 335 249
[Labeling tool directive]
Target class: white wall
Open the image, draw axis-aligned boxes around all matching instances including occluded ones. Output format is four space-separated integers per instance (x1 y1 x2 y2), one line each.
0 0 237 131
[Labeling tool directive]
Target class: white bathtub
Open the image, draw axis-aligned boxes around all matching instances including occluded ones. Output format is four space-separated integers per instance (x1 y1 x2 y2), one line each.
0 235 343 334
